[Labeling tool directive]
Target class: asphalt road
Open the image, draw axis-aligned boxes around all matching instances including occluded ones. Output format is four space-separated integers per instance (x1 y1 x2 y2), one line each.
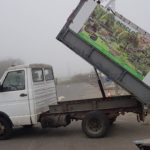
1 82 150 150
1 114 150 150
57 82 102 101
57 82 128 101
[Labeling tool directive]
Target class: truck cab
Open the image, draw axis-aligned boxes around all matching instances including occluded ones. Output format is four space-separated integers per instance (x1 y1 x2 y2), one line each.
0 64 57 139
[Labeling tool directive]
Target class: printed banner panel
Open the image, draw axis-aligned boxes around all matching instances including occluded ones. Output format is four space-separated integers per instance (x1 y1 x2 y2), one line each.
70 1 150 83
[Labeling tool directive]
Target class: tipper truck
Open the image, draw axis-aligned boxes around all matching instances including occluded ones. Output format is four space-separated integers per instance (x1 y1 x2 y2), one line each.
0 64 145 140
0 0 149 140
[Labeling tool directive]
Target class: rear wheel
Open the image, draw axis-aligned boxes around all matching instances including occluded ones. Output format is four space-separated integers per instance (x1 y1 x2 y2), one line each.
82 111 109 138
0 117 12 140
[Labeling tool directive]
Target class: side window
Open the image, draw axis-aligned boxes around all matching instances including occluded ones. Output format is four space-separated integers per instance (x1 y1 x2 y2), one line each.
32 68 44 82
44 68 54 81
3 70 25 92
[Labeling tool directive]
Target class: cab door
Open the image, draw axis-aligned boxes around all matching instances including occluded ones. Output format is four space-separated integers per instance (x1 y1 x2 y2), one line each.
0 69 31 125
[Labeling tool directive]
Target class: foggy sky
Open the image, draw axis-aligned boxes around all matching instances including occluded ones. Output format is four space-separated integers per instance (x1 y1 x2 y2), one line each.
0 0 150 77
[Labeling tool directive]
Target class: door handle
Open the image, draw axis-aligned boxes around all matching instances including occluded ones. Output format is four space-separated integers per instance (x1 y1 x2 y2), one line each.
20 93 28 97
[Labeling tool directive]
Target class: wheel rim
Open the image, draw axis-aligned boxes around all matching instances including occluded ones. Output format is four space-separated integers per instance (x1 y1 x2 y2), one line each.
0 122 5 135
86 118 103 133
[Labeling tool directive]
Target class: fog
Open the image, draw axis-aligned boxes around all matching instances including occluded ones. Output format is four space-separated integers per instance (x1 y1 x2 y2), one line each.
0 0 150 78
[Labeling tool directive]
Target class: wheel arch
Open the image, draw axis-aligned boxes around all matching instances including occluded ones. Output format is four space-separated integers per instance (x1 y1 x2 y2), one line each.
0 111 13 127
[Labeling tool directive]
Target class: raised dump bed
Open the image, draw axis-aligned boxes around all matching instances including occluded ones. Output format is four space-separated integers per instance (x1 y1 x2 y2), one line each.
57 0 150 105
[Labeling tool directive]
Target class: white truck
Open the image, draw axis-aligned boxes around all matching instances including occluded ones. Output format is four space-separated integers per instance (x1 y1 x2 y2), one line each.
0 63 144 140
0 64 58 139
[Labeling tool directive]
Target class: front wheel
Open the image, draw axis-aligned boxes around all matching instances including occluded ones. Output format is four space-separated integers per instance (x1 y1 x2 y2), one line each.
82 111 109 138
0 117 12 140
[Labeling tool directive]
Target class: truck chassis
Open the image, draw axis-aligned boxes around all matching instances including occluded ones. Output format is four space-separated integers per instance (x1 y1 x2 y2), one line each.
40 95 144 138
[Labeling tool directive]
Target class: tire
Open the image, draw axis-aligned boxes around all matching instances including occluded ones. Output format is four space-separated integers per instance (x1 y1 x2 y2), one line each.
82 111 109 138
0 117 12 140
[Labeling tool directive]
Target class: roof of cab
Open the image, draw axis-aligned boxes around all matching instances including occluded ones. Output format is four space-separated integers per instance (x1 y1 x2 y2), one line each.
8 64 52 71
